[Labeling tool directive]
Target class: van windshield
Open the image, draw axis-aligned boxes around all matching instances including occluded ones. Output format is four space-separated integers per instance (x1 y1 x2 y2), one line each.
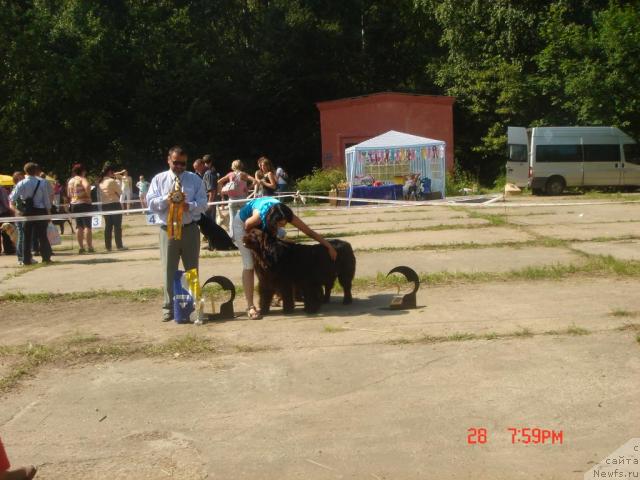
508 144 527 162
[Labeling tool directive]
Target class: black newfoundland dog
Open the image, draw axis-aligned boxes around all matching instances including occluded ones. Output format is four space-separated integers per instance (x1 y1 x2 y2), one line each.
243 229 356 315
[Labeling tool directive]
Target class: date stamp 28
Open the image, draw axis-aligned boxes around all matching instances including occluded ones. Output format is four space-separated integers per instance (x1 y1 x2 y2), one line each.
467 427 564 445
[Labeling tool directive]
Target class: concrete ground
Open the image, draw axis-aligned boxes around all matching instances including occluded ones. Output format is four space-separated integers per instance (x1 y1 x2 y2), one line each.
1 194 639 479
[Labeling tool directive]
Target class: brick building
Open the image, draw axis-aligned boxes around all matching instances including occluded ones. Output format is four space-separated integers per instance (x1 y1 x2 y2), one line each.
316 92 455 171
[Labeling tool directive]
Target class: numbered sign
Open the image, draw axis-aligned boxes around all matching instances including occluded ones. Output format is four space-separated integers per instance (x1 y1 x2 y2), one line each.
145 213 158 225
91 215 103 229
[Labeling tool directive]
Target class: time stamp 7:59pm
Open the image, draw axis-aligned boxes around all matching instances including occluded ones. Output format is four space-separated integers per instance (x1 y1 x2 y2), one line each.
467 427 564 445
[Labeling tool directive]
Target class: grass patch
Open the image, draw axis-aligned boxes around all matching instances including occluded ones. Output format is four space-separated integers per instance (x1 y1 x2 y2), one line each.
610 309 639 318
235 344 273 353
200 251 241 259
319 222 498 240
467 210 510 226
482 332 499 340
0 284 246 305
566 325 590 336
0 262 48 282
617 323 640 332
3 253 640 307
301 216 434 228
386 324 596 347
513 328 533 338
0 343 59 393
0 333 229 394
579 191 640 200
353 237 570 254
536 237 571 248
547 326 595 336
323 325 347 333
147 334 218 355
447 332 478 341
0 288 162 304
347 254 640 290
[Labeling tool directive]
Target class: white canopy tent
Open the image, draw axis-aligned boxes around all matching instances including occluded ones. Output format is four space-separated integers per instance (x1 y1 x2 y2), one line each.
345 130 446 204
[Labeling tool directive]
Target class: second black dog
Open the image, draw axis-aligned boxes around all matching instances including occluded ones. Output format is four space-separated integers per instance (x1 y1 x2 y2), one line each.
198 213 237 251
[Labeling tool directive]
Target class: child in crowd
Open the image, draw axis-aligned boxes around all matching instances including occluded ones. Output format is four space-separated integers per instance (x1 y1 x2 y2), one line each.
402 173 420 200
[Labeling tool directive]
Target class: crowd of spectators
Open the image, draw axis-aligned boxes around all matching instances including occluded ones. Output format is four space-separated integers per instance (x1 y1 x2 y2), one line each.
0 155 289 266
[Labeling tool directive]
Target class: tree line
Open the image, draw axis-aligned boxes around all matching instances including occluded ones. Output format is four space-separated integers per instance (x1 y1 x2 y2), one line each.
1 0 638 184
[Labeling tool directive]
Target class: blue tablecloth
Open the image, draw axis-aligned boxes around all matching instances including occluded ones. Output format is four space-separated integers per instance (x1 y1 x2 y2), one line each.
350 185 403 201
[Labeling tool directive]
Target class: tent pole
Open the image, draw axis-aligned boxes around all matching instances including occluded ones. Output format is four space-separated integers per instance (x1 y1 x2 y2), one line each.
348 149 357 208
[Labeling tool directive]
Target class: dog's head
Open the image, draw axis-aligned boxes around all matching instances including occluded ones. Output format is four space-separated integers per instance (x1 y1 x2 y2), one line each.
243 229 272 270
242 228 263 252
243 228 287 270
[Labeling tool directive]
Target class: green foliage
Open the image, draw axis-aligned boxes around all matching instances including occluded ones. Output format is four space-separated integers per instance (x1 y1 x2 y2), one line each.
0 0 638 187
535 3 640 132
492 171 507 191
295 168 345 193
445 164 477 196
0 0 442 180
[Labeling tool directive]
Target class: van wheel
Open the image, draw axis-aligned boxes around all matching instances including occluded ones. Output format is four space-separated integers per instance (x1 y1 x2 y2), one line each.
545 177 565 196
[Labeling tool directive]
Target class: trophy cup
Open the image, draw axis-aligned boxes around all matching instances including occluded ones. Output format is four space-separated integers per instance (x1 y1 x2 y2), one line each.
167 177 185 240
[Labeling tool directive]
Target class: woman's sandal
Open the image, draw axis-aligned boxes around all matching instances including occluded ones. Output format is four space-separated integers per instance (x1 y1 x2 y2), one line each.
247 305 262 320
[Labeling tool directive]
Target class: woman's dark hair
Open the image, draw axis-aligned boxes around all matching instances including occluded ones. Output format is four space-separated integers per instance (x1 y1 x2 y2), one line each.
98 163 114 184
265 202 293 234
258 156 275 173
71 163 85 176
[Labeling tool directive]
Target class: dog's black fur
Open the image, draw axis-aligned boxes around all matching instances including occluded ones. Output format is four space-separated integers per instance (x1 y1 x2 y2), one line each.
243 229 355 315
198 213 237 251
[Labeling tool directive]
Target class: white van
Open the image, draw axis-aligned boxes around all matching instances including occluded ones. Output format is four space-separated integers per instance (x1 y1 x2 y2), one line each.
507 126 640 194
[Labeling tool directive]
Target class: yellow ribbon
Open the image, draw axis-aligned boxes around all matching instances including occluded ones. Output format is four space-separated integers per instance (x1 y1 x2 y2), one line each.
167 177 185 240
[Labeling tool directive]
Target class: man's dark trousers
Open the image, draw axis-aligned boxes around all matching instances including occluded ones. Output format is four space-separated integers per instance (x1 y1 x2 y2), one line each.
23 208 52 264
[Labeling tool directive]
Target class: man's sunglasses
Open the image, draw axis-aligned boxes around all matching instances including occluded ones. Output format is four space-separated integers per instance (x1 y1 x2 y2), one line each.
172 160 186 166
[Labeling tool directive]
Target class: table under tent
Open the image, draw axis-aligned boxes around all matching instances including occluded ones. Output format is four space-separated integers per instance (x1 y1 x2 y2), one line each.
344 130 446 205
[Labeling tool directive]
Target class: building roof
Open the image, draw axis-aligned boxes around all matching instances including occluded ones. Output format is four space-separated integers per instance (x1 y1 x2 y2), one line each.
316 91 455 111
346 130 445 152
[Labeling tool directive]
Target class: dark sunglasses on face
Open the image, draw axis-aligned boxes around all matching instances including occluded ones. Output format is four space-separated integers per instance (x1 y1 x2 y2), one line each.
172 161 186 167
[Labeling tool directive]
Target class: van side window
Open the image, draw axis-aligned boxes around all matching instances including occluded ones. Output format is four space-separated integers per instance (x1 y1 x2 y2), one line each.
583 144 620 162
536 145 581 163
623 144 640 165
508 144 527 162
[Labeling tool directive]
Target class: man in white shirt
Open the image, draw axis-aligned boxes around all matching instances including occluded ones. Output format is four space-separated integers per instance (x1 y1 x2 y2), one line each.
9 163 52 265
146 146 208 321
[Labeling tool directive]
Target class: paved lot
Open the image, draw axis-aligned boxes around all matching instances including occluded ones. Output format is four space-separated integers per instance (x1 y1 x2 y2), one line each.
1 194 639 479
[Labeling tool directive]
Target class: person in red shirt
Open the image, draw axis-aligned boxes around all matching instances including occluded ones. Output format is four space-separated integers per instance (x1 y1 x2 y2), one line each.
0 437 37 480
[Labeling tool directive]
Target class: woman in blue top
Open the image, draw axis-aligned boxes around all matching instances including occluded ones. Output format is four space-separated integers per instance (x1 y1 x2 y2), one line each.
233 196 337 319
